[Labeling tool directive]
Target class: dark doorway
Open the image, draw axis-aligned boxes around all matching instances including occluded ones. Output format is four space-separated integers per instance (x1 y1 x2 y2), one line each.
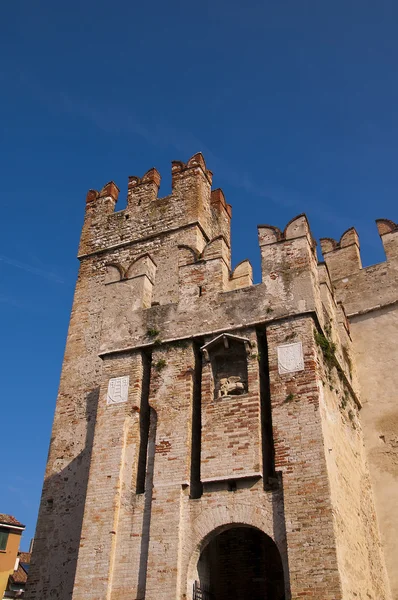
195 526 285 600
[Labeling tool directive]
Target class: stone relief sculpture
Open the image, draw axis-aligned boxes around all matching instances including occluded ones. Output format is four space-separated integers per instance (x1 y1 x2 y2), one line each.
218 375 246 397
200 333 250 400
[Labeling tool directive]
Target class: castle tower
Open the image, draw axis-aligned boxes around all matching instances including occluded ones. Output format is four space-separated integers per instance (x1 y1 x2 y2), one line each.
26 154 396 600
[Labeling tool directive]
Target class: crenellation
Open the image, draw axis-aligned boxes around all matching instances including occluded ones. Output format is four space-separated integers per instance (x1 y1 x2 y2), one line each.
376 218 398 260
228 259 253 291
78 153 224 259
376 217 398 236
210 188 232 245
171 152 213 188
258 215 321 324
320 227 362 281
210 188 232 218
283 212 315 243
27 151 397 600
319 221 398 316
85 189 99 204
127 168 161 206
98 181 120 203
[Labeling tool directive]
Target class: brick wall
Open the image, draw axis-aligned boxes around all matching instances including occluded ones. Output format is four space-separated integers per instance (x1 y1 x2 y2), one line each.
26 154 393 600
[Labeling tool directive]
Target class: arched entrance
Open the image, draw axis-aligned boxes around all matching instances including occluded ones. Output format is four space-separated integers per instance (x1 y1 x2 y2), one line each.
194 525 285 600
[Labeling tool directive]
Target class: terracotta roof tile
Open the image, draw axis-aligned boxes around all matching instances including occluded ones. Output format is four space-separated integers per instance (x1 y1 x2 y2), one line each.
9 553 31 586
18 552 31 563
0 514 25 528
11 563 28 584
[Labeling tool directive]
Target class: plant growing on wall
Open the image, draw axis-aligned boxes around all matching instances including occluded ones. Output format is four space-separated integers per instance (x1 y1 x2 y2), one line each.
154 358 167 371
147 327 160 338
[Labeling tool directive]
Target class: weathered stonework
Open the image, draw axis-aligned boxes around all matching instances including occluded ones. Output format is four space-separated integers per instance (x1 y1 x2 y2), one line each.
26 153 397 600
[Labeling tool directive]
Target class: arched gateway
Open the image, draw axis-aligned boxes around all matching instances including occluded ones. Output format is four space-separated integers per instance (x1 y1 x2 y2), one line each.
193 525 285 600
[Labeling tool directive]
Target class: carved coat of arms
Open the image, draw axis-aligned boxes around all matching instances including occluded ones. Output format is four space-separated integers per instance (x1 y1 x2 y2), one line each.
277 342 304 374
107 376 130 405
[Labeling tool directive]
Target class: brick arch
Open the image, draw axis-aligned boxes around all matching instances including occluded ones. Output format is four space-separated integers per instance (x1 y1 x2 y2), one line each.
182 501 287 599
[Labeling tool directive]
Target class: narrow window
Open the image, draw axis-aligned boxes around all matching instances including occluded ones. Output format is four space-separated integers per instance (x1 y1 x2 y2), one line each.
190 341 203 499
136 351 152 494
256 328 276 486
0 528 9 551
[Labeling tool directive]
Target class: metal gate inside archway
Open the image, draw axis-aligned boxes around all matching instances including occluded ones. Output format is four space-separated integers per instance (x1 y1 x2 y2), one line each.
193 526 285 600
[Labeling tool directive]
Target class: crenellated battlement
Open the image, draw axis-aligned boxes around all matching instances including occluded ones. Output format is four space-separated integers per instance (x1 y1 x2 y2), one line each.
127 167 161 206
85 181 120 211
171 152 213 187
320 220 398 280
79 152 397 322
78 152 231 258
257 214 321 314
257 213 316 247
376 218 398 260
320 227 362 280
320 219 398 316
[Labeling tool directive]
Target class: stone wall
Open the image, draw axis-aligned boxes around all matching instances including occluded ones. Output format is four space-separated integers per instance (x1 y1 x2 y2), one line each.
350 306 398 599
26 153 394 600
321 219 398 597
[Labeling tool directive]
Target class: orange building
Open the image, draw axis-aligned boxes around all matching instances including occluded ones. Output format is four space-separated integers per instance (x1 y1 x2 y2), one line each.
0 515 25 598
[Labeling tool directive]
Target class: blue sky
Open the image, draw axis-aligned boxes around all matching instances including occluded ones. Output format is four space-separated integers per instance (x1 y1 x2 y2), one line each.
1 0 397 548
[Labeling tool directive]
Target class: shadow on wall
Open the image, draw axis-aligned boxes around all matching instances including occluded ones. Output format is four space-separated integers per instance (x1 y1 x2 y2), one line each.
26 387 99 600
137 407 157 600
272 474 291 600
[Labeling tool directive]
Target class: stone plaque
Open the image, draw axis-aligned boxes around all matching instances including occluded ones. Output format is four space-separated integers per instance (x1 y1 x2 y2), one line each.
107 376 129 405
277 342 304 374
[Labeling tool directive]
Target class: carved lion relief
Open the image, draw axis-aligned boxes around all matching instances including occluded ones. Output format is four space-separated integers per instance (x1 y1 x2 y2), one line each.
218 376 246 397
201 333 250 400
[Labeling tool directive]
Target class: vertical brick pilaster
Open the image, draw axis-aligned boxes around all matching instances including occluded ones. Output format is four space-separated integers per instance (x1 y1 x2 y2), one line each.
266 316 343 600
72 353 144 600
145 343 195 600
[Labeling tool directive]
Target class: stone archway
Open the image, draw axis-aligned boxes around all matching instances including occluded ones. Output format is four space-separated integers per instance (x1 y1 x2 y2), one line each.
193 524 285 600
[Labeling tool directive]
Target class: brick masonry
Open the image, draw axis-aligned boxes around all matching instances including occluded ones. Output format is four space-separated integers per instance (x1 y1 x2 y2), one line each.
25 153 397 600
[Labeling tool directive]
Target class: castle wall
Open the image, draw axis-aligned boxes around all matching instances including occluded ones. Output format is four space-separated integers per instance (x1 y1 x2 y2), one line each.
27 153 394 600
266 316 343 599
318 346 390 599
26 258 105 600
321 220 398 598
349 306 398 599
27 155 220 600
71 351 145 599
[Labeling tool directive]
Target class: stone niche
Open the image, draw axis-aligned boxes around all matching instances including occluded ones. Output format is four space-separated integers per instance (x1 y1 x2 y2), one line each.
200 333 262 483
201 334 250 399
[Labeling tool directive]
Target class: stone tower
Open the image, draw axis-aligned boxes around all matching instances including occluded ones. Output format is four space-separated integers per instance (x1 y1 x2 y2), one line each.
26 153 398 600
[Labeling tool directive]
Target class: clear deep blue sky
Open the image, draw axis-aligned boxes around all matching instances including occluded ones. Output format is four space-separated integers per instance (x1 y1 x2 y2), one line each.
1 0 397 548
